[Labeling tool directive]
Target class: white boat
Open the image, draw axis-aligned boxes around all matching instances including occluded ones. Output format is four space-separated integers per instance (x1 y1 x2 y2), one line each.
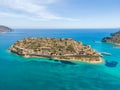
101 52 112 56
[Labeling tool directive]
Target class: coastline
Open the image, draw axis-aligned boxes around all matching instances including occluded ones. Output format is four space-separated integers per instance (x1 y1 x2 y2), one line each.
103 42 120 47
115 43 120 46
19 54 104 64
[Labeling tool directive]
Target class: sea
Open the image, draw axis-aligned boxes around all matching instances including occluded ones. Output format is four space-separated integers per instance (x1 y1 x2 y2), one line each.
0 29 120 90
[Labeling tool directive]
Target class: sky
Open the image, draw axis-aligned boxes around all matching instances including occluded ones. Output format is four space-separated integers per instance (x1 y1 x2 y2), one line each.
0 0 120 28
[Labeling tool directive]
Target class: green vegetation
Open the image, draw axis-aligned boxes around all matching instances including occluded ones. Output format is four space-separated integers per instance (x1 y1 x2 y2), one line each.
66 45 74 52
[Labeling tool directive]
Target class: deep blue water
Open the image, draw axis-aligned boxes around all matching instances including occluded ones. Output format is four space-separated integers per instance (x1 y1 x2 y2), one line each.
0 29 120 90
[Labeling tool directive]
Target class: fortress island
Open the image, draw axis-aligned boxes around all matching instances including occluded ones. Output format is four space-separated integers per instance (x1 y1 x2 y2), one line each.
9 37 102 64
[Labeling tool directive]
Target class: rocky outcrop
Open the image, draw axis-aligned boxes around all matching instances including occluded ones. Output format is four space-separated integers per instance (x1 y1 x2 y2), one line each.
9 37 102 63
0 25 12 33
102 30 120 44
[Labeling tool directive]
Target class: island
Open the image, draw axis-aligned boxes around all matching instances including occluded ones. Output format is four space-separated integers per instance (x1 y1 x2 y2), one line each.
0 25 12 33
102 30 120 45
9 37 102 64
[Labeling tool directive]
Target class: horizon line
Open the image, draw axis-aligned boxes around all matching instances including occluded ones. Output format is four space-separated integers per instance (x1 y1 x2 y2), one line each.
13 27 120 29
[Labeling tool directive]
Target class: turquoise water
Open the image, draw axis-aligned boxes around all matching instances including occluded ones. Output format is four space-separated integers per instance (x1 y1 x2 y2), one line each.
0 29 120 90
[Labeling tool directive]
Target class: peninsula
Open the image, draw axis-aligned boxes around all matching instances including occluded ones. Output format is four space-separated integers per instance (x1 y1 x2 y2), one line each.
0 25 12 33
102 30 120 45
9 37 102 63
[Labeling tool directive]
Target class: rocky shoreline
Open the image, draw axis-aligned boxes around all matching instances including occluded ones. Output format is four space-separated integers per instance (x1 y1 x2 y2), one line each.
9 37 102 63
102 30 120 45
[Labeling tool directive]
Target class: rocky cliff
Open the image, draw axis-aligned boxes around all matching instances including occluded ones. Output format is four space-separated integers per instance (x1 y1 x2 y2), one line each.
102 30 120 44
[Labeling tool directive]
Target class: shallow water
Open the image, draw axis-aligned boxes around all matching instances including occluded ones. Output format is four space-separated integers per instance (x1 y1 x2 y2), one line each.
0 29 120 90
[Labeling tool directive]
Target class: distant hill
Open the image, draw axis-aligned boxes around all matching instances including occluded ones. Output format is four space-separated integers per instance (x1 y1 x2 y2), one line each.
102 30 120 44
0 25 12 33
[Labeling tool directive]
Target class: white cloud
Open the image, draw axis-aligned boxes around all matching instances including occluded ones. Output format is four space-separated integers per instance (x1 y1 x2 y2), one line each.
0 12 23 17
0 0 78 21
28 0 60 4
